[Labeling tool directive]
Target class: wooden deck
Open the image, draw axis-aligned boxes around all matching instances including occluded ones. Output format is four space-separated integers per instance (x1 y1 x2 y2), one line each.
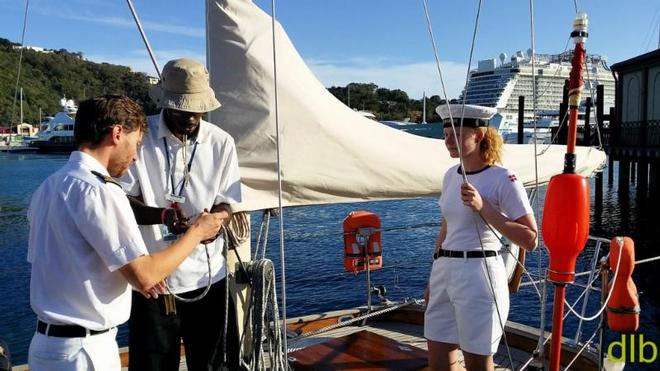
286 319 535 371
111 306 599 370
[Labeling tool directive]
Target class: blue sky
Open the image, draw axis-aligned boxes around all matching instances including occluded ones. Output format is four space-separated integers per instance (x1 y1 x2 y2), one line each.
0 0 659 99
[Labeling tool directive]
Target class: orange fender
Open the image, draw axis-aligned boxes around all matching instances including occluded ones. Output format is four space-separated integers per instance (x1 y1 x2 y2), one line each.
342 211 382 273
607 236 640 333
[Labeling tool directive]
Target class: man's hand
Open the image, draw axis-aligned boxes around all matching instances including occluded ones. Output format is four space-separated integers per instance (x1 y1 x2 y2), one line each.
164 207 190 235
141 280 166 299
189 210 223 243
199 203 232 244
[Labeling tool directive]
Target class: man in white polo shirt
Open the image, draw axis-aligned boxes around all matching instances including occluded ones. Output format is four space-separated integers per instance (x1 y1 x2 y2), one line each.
27 95 223 371
120 59 241 371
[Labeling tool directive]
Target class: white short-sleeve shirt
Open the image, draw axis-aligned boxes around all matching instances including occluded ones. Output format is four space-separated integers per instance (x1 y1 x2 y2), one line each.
27 151 148 330
120 112 242 293
439 165 533 252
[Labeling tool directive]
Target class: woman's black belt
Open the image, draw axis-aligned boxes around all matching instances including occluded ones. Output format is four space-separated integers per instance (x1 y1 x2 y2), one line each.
37 320 111 338
433 249 499 260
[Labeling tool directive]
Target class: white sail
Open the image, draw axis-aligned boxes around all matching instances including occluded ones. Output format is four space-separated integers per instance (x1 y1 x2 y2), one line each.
206 0 606 212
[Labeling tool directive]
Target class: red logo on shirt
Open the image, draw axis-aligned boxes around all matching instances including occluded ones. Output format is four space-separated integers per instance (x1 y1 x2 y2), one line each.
509 174 518 182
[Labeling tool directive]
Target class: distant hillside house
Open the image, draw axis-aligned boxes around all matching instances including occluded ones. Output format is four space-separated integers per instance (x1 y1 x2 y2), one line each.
12 45 52 54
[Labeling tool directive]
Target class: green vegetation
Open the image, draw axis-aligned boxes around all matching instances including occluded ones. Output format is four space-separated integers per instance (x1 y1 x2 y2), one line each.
0 37 157 126
328 83 453 123
1 36 448 127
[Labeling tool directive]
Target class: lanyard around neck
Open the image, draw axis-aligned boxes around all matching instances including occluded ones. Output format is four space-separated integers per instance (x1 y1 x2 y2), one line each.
163 137 199 197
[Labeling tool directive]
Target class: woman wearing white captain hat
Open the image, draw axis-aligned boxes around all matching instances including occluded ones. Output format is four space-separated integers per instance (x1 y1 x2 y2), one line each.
424 104 538 371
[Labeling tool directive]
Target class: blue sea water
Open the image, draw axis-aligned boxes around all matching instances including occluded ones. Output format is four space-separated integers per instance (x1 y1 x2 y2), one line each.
0 153 658 368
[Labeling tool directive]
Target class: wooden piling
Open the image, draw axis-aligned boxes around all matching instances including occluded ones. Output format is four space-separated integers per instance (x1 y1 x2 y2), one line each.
518 96 524 144
583 97 592 146
557 80 569 145
595 171 603 211
637 161 648 197
619 160 630 194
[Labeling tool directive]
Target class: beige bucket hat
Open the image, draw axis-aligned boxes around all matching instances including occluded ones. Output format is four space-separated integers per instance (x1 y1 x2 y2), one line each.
149 58 221 113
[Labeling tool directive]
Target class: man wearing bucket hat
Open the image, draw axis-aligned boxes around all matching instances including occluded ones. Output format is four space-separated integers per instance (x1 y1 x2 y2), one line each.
120 59 241 371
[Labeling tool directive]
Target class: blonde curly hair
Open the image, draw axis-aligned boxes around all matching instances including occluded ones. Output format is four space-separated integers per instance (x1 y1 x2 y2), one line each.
479 127 503 165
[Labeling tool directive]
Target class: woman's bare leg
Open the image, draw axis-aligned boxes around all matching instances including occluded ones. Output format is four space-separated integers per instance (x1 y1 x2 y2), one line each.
427 340 466 371
462 350 494 371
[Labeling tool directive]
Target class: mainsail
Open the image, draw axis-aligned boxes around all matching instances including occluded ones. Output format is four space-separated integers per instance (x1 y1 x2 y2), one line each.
206 0 606 212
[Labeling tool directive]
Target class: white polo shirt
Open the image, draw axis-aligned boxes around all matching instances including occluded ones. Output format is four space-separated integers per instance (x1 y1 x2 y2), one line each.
439 165 532 252
120 112 242 294
27 151 148 330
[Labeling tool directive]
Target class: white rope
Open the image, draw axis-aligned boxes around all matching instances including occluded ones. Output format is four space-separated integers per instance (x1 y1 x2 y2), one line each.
564 237 624 322
164 225 226 302
268 0 289 366
248 259 287 370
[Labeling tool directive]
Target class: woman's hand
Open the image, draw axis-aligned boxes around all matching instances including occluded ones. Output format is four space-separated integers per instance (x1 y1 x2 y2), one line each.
460 182 483 212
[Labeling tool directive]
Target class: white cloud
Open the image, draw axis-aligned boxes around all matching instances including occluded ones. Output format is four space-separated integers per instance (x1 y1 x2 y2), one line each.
33 6 204 39
306 58 468 100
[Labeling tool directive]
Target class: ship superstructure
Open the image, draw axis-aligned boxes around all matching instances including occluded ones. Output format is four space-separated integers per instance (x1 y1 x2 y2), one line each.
461 50 615 123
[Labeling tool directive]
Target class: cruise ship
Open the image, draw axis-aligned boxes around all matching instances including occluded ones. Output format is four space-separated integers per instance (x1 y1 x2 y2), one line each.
461 50 615 125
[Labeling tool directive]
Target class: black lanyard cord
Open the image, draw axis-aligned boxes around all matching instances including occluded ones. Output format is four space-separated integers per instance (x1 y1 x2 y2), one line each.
163 137 199 197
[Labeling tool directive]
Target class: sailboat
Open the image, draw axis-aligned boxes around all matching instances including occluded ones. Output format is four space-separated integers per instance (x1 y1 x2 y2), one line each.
203 1 612 370
9 1 636 370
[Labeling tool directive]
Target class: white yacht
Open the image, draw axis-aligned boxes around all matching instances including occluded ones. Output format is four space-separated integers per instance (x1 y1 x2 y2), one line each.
29 98 77 153
461 50 615 126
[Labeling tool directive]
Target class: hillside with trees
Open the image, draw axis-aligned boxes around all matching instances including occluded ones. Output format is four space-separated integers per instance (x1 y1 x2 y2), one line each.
1 36 445 127
327 83 446 123
0 37 157 126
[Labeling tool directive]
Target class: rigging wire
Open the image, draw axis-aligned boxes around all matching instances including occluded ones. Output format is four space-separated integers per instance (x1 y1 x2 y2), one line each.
268 0 290 367
526 0 549 366
424 0 516 366
455 0 484 184
9 0 30 130
420 0 464 176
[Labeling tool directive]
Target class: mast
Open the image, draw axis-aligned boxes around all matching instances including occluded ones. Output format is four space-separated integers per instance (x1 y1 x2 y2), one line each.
20 87 23 128
542 11 591 371
422 92 427 124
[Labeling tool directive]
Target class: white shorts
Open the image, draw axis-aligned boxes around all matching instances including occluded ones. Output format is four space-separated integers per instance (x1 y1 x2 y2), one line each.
424 254 509 355
28 327 120 371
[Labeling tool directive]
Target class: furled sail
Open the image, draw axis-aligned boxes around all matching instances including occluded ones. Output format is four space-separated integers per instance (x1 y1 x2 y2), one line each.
206 0 606 211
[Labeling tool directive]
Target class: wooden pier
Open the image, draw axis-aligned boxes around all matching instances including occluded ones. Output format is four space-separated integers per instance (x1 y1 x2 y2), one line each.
541 49 660 208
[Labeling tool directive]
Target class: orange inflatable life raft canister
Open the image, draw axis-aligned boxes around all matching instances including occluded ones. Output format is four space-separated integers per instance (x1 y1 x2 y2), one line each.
342 211 382 273
606 236 640 333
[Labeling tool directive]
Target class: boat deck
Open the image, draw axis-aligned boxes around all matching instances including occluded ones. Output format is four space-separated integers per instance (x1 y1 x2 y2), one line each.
112 306 598 370
286 320 533 371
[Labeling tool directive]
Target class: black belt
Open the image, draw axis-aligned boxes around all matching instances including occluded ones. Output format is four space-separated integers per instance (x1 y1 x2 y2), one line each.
433 249 499 260
37 320 110 338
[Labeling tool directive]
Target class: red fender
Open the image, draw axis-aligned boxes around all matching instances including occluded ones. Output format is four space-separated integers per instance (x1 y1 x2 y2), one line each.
607 237 640 332
342 211 382 273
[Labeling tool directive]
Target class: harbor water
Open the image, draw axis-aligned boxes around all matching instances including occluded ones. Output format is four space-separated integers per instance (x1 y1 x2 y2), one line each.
0 153 658 368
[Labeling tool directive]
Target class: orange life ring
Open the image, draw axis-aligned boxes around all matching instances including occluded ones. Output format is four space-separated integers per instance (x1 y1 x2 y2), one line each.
606 236 640 333
342 211 382 273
